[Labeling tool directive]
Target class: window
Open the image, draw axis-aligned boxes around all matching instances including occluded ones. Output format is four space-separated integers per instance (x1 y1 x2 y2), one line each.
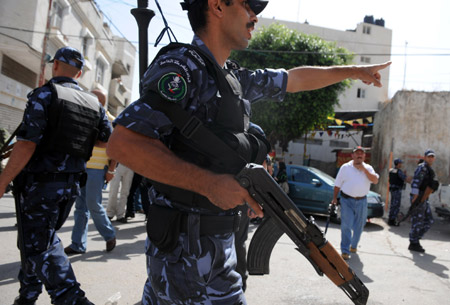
357 88 366 99
81 28 94 60
95 59 106 85
291 168 316 184
1 55 37 88
330 140 349 148
293 138 323 146
95 51 110 86
82 37 89 57
363 25 371 34
360 56 371 63
51 1 64 29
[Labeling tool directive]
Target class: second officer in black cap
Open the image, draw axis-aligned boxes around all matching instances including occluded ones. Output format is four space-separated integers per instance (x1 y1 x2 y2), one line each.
388 158 410 226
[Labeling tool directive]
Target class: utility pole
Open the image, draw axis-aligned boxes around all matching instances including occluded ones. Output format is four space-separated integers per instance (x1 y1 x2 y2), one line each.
131 0 155 84
38 0 53 87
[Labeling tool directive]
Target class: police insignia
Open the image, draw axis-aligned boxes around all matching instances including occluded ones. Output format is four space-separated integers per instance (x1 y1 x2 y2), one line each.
157 72 187 102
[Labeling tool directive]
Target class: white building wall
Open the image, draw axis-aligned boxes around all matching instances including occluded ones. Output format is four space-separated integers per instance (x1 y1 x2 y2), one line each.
372 91 450 213
0 0 136 133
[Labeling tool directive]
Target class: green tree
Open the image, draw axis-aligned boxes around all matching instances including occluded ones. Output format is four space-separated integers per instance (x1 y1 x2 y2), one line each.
231 23 354 151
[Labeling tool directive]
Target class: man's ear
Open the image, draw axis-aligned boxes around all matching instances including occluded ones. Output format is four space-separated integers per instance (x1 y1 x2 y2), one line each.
75 69 82 79
208 0 224 17
52 60 59 72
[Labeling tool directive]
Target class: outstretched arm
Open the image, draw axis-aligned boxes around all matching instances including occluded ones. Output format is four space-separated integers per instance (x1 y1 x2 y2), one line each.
106 125 263 217
286 61 391 93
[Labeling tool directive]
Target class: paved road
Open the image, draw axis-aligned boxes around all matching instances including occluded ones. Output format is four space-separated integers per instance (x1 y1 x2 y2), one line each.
0 190 449 305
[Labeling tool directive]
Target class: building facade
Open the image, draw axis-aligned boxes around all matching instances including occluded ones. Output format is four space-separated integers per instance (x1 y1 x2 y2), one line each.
256 17 392 174
372 90 450 215
0 0 136 133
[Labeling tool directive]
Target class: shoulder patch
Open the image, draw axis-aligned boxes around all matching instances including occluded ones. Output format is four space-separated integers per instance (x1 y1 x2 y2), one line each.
157 72 188 102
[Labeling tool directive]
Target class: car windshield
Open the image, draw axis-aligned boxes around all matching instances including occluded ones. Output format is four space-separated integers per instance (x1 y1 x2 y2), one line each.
309 167 335 185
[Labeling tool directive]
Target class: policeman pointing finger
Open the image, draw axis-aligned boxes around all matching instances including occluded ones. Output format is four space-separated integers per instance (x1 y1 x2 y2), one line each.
107 1 391 303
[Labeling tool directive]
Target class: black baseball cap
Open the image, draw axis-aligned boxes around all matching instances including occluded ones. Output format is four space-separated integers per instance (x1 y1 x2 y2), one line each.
181 0 268 15
49 46 84 70
394 158 403 165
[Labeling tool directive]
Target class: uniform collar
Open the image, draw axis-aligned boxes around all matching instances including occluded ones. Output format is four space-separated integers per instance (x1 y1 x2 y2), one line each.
192 35 220 66
49 76 79 86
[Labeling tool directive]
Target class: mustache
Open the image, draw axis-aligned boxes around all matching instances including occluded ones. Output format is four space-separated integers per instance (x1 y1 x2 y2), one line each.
247 22 255 29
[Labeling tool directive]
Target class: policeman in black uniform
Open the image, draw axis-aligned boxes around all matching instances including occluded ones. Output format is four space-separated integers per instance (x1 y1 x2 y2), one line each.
0 47 111 305
107 1 391 303
388 158 408 226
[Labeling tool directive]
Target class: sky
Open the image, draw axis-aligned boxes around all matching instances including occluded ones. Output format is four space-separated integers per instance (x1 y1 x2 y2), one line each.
95 0 450 102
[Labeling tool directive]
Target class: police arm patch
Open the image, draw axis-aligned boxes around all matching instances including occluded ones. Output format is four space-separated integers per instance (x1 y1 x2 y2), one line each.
157 72 188 102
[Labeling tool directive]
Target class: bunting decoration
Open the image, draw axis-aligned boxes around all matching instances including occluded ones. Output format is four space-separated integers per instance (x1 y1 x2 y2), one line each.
326 115 374 130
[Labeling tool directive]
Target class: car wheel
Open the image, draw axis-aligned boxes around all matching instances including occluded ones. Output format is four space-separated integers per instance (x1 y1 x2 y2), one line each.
331 204 341 224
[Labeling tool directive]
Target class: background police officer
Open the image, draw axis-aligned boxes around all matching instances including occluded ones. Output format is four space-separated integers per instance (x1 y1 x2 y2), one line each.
408 149 438 252
0 46 111 305
107 0 390 304
388 158 410 226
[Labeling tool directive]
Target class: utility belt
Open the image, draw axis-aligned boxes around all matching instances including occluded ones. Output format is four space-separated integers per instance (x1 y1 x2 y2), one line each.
146 203 241 253
389 184 403 190
24 171 86 187
152 181 225 213
341 191 366 200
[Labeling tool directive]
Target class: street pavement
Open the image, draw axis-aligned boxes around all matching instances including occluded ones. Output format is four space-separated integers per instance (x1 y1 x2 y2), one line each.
0 189 449 305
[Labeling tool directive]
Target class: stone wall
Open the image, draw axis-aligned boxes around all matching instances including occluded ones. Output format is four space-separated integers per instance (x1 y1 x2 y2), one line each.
372 90 450 216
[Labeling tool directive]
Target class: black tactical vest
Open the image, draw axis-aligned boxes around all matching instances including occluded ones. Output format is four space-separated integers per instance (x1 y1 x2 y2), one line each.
149 43 270 171
419 164 439 192
389 168 404 188
34 82 102 161
146 43 271 212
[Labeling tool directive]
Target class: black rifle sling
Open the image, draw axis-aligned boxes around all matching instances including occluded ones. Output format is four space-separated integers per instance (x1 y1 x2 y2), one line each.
143 90 247 172
143 43 247 171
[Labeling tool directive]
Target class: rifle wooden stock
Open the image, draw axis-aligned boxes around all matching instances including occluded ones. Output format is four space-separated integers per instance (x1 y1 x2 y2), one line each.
237 164 369 305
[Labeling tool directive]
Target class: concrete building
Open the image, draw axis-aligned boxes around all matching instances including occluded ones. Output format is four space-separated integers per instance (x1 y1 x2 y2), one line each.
372 90 450 213
256 16 392 174
0 0 136 133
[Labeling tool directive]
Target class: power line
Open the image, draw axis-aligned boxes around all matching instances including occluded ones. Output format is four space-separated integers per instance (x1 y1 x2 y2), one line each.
2 25 450 58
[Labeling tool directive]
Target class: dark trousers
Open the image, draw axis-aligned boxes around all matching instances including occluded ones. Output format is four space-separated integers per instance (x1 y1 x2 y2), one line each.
16 177 87 304
234 205 250 291
389 189 402 220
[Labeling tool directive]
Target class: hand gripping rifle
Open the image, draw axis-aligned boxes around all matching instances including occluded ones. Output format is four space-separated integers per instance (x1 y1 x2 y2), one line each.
399 183 438 223
237 164 369 305
131 3 368 303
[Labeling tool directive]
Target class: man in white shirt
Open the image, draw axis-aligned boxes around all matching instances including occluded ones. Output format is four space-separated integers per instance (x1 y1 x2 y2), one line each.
331 146 379 260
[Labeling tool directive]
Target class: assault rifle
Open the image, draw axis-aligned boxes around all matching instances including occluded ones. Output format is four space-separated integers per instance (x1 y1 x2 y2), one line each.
0 126 18 161
399 184 437 223
237 164 369 305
